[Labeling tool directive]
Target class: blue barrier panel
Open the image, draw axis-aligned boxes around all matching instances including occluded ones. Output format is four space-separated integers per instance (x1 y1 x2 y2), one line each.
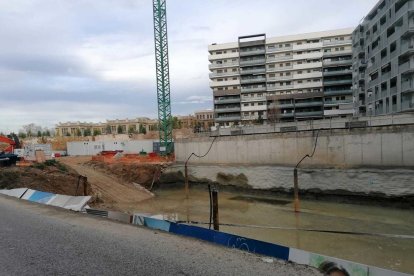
144 217 171 232
169 223 215 243
214 231 290 260
28 191 55 204
169 222 290 260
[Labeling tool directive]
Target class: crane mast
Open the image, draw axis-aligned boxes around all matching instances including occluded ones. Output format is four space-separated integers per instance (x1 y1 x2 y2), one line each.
152 0 173 154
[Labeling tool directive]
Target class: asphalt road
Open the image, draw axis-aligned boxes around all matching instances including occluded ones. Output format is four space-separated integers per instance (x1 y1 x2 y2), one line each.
0 195 319 276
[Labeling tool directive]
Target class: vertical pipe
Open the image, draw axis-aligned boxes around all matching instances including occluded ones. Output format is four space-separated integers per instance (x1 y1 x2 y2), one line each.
212 189 219 231
293 168 300 212
184 163 189 199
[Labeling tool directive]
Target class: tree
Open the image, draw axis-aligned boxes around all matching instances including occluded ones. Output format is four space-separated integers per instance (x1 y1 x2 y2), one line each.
18 132 27 139
105 125 112 134
22 123 42 137
93 129 101 136
171 116 182 129
254 114 264 125
83 128 91 136
139 124 147 134
37 130 42 137
128 126 136 134
42 129 51 137
76 129 82 137
117 125 123 134
267 101 282 124
193 122 202 133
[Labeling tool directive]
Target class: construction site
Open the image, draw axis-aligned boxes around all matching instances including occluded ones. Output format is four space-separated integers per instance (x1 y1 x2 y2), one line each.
1 0 414 275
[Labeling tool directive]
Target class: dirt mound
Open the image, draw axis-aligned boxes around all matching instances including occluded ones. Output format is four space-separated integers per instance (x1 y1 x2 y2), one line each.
59 157 155 212
86 160 160 189
0 161 89 196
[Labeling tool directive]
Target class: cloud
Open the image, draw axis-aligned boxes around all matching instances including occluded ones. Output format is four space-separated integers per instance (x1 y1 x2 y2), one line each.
176 95 213 105
0 0 378 132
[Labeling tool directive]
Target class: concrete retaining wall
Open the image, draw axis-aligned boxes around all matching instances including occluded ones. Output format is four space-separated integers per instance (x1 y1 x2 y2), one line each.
175 125 414 168
164 164 414 196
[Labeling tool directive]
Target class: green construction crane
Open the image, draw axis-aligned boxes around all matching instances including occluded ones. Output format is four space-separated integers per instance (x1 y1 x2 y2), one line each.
152 0 173 154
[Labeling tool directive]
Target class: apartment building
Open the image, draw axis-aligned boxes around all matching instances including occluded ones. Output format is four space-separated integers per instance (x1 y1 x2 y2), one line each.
55 117 158 137
353 0 414 116
194 109 215 130
209 28 354 126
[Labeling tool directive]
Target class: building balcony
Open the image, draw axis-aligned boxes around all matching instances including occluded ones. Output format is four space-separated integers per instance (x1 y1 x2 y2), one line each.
241 105 267 112
400 42 414 58
402 82 414 93
266 55 293 63
209 62 239 69
241 96 266 102
240 68 266 75
323 50 352 58
241 114 268 121
357 59 367 68
209 79 240 88
215 116 241 122
280 112 295 118
324 89 353 96
209 71 239 78
295 110 324 118
208 52 239 61
395 0 414 22
240 77 267 84
322 39 352 46
292 42 323 51
324 100 353 106
323 59 352 66
294 81 323 89
275 103 294 109
323 79 352 86
266 62 322 72
323 69 352 77
267 84 294 91
294 101 323 108
214 98 240 104
266 45 293 53
239 58 266 66
399 60 414 75
239 49 265 56
241 86 267 93
267 75 293 82
215 107 241 113
292 52 323 60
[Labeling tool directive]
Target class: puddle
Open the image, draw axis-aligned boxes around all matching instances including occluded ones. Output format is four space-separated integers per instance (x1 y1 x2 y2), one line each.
133 186 414 274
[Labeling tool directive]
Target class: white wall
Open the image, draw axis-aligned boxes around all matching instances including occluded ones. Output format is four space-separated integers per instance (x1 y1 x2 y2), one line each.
175 126 414 168
67 140 156 156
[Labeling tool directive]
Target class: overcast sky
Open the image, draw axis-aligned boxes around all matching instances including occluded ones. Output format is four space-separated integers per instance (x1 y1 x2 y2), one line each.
0 0 378 132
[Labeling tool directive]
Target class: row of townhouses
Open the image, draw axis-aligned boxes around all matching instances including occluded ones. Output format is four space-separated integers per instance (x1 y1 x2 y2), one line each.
209 0 414 127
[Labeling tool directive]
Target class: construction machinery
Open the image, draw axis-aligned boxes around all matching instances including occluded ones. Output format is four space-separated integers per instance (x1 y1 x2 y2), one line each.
152 0 173 155
0 134 20 166
0 134 20 154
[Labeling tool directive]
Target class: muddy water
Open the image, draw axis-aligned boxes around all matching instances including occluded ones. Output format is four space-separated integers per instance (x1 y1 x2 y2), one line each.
134 187 414 274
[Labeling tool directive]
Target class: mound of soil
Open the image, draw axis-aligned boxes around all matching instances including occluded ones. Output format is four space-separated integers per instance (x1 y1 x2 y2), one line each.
85 160 162 189
0 162 90 196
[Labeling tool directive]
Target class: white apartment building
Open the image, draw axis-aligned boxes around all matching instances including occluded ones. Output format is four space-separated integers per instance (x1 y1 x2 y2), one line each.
209 28 354 126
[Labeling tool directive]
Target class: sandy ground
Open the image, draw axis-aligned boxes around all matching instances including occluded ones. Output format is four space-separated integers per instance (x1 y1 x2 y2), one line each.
59 156 153 211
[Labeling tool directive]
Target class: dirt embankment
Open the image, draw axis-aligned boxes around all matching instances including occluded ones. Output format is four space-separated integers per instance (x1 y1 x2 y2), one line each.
0 161 89 196
59 157 158 212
